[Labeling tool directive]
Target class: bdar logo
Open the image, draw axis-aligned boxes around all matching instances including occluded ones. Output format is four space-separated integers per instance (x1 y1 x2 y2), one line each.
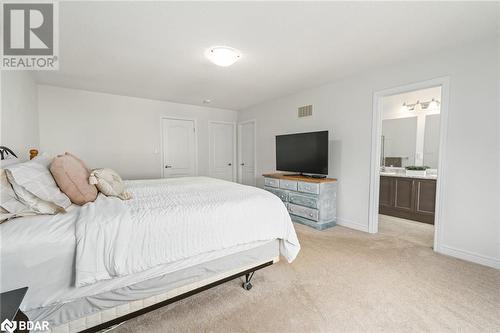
0 319 16 333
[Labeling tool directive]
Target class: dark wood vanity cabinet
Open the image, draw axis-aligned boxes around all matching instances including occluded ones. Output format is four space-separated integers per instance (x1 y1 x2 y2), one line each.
379 176 436 224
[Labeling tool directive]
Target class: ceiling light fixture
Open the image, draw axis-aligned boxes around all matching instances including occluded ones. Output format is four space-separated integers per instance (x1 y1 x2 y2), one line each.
203 99 211 104
205 46 241 67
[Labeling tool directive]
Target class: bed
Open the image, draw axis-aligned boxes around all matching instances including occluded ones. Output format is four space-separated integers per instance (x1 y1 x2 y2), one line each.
0 176 300 333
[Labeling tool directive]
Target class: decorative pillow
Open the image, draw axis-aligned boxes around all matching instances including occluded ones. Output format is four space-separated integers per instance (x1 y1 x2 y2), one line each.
89 168 132 200
5 159 71 214
64 152 91 172
50 153 98 205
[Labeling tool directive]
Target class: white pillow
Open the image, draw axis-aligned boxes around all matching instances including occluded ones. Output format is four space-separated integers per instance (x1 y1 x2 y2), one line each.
5 158 71 213
89 168 132 200
0 157 19 168
0 169 37 223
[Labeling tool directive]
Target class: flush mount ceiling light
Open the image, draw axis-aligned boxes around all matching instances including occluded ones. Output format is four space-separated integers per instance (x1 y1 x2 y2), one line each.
205 46 241 67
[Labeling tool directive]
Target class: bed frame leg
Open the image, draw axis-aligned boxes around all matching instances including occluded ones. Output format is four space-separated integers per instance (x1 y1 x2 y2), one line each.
242 272 254 291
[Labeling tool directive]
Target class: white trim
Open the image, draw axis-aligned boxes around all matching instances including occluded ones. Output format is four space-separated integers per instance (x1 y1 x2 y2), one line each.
439 245 500 269
208 120 237 182
237 119 257 186
336 218 369 233
160 116 199 178
368 77 450 255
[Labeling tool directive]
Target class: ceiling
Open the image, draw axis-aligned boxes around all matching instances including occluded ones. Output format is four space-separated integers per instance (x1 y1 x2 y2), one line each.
35 2 499 110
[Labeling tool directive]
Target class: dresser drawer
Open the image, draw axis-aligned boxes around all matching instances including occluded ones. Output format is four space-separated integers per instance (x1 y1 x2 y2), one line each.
265 187 288 202
280 179 298 191
264 177 279 188
289 193 318 209
297 181 320 194
288 203 319 222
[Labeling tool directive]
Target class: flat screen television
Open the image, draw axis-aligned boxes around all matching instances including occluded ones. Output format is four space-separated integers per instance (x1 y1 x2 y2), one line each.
276 130 328 175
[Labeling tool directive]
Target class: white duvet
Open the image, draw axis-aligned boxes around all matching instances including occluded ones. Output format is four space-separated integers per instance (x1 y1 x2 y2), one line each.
75 177 300 287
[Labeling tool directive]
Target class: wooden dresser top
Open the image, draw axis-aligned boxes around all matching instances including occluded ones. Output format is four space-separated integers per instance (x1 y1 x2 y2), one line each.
262 173 337 183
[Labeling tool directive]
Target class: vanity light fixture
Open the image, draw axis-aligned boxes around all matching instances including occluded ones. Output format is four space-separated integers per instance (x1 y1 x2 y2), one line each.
401 101 417 112
428 98 440 110
401 98 440 112
205 46 242 67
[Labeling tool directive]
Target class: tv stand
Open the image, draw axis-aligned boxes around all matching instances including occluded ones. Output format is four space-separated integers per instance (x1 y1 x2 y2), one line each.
262 173 337 230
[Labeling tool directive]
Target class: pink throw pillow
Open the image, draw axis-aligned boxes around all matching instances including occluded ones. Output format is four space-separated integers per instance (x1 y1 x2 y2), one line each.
50 153 97 205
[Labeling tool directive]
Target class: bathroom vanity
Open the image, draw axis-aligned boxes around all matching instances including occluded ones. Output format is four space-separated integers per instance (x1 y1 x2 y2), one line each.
379 174 436 224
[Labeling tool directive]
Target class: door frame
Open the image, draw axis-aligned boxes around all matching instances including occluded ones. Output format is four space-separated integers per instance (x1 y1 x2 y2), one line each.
160 116 199 178
368 77 450 253
237 119 257 185
208 120 237 182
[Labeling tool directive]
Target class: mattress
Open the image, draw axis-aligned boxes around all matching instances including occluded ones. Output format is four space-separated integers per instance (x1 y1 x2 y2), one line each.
25 240 279 329
0 208 273 312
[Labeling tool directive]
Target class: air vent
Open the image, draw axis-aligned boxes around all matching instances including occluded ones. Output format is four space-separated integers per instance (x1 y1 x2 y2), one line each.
298 105 313 118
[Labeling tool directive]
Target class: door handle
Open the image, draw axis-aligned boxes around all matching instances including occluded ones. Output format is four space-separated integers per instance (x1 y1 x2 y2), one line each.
165 165 172 168
228 163 232 166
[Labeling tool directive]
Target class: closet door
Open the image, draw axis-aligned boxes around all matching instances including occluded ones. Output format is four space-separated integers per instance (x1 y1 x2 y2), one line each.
209 121 236 181
238 120 256 186
162 118 196 178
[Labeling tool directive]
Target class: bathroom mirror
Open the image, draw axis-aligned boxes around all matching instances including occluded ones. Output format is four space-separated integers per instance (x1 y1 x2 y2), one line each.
381 117 417 167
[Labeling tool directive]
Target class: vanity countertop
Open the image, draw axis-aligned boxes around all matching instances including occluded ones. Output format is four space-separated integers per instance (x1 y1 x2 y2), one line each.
380 172 437 180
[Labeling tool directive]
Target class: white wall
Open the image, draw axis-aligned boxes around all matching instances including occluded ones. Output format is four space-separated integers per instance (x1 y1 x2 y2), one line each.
238 38 500 268
38 85 237 179
0 71 39 161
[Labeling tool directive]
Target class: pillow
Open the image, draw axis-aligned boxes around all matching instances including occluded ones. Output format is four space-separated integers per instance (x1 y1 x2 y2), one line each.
50 153 98 205
89 168 132 200
5 159 71 214
0 157 19 168
64 152 91 172
0 169 28 213
0 169 38 223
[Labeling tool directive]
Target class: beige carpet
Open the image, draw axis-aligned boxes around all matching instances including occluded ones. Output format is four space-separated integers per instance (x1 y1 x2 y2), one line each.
115 222 500 333
378 214 434 248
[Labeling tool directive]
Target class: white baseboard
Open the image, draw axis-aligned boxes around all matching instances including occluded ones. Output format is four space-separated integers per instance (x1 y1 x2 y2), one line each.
336 218 369 232
438 245 500 269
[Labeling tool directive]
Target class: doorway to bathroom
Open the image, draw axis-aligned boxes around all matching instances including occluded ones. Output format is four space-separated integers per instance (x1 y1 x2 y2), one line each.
369 78 449 251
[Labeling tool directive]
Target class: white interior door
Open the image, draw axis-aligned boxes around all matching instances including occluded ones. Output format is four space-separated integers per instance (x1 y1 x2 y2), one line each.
209 122 235 181
162 118 196 178
238 121 256 186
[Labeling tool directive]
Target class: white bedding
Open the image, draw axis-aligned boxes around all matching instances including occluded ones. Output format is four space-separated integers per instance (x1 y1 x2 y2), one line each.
76 177 300 286
0 177 300 311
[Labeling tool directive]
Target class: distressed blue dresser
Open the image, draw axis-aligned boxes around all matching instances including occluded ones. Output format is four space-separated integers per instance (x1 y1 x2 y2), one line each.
263 173 337 230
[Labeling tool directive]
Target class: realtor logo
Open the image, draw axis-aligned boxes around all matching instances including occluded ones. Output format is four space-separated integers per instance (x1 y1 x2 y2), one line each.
0 319 16 333
1 1 59 70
